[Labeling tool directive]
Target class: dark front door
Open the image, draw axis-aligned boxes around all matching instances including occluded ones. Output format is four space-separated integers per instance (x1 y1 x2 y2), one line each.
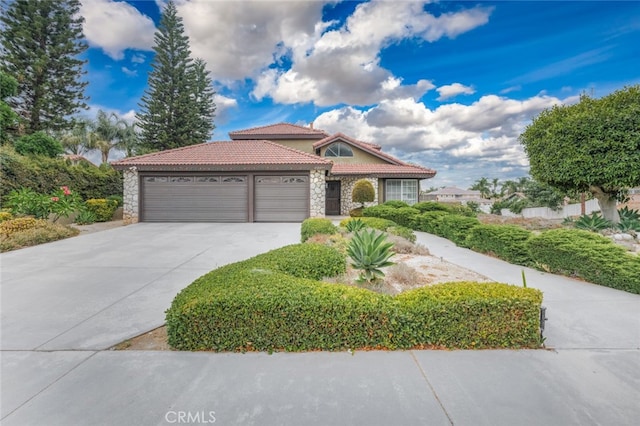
326 181 341 215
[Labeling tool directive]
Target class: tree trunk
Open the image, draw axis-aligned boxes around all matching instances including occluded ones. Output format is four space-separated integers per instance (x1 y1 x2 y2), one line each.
590 186 620 223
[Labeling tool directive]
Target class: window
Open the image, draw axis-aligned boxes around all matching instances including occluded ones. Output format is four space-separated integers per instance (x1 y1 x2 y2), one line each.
324 142 353 157
386 179 418 205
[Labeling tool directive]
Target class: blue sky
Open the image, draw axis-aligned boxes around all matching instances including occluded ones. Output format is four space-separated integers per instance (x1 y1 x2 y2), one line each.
79 0 640 188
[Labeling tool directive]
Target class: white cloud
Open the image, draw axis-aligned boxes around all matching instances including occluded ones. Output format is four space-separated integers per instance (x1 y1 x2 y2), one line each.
436 83 475 101
314 93 566 185
251 1 490 107
131 53 146 64
121 67 137 77
80 0 156 60
212 93 238 124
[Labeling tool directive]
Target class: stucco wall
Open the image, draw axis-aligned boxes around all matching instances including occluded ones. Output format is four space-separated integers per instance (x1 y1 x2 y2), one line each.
319 144 389 164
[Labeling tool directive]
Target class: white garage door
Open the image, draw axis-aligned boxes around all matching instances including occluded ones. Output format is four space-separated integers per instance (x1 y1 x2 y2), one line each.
254 175 309 222
142 175 248 222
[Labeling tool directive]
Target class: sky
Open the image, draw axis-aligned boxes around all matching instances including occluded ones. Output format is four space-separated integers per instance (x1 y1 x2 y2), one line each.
78 0 640 189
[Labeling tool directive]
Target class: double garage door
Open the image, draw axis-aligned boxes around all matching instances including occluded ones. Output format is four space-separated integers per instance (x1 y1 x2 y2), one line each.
141 174 309 222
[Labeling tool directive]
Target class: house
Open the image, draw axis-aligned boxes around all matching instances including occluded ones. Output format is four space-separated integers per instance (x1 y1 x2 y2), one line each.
111 123 436 223
421 186 486 204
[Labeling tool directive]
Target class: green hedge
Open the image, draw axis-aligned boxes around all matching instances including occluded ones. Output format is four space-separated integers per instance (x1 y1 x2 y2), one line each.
363 205 420 228
300 218 337 242
85 199 119 222
166 244 543 351
0 146 122 200
437 215 480 246
413 211 449 234
527 229 640 293
466 224 534 266
413 201 475 217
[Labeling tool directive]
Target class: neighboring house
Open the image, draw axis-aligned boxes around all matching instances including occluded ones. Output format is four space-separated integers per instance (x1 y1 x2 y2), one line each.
622 187 640 211
421 186 486 204
111 123 436 223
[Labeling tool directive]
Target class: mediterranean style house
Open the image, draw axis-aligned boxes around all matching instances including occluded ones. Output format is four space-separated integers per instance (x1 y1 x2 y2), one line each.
112 123 436 223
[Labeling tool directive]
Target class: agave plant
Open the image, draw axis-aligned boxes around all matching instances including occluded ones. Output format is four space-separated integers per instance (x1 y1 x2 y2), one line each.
618 218 640 232
618 206 640 222
573 212 613 232
346 229 395 284
345 218 366 233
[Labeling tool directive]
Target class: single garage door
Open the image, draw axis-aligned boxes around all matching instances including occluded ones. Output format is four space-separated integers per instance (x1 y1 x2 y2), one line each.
142 175 248 222
255 175 309 222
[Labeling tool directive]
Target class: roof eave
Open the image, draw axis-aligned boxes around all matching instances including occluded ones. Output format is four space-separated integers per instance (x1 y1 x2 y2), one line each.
112 163 332 172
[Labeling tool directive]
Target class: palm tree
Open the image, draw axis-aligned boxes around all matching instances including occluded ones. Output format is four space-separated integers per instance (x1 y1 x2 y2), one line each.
116 120 140 157
59 117 92 155
470 177 491 199
88 110 121 164
490 178 502 198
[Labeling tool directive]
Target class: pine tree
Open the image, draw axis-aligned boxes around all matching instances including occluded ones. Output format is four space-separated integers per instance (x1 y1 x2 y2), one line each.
0 0 88 134
189 58 216 143
137 1 215 152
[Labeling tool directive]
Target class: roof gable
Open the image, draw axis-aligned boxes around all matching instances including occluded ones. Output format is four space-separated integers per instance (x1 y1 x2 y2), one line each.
229 122 329 140
313 133 402 165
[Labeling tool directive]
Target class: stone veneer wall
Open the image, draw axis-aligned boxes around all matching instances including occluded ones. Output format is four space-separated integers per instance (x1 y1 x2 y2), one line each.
122 168 139 224
326 177 378 215
309 169 326 217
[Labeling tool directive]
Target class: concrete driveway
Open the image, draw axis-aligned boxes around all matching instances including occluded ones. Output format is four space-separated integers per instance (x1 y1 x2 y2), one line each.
2 224 639 425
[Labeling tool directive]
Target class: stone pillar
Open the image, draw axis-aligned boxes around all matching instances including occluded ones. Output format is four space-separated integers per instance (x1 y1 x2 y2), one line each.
122 167 139 224
309 169 326 217
340 177 378 215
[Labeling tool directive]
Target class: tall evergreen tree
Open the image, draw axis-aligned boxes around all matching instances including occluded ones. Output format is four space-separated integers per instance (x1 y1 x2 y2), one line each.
0 0 88 134
189 58 216 143
137 1 215 151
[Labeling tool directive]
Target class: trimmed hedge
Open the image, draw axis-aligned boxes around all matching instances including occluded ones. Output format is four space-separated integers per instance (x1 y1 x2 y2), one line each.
249 243 346 280
166 244 543 351
300 218 337 242
363 205 420 228
413 211 449 234
437 215 480 246
466 224 534 266
527 229 640 294
413 201 475 217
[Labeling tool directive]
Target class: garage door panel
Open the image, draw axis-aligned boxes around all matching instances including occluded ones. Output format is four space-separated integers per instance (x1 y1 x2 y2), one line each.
142 176 248 222
255 176 308 222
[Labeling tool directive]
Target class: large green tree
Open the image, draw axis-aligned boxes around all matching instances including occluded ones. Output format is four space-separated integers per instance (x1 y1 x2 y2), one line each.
520 85 640 223
0 70 19 143
0 0 88 134
137 1 215 152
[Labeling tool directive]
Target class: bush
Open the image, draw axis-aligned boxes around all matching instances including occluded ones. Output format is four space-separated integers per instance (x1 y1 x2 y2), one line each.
0 145 122 200
250 243 346 280
413 202 475 217
14 131 64 158
413 211 449 234
166 244 544 351
527 229 640 293
85 199 119 222
0 219 78 252
466 224 534 266
349 207 364 217
300 218 337 242
382 200 409 208
352 179 375 207
363 205 420 228
340 216 397 231
386 225 416 243
0 211 13 222
437 215 480 246
106 194 123 208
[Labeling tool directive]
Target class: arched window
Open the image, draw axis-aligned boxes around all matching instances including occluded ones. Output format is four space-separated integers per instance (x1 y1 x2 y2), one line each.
324 142 353 157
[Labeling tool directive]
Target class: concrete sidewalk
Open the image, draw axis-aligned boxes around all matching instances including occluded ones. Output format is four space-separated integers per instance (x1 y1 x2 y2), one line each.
2 226 639 425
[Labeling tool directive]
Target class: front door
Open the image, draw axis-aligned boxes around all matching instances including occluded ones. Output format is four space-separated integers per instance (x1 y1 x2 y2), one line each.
325 181 341 215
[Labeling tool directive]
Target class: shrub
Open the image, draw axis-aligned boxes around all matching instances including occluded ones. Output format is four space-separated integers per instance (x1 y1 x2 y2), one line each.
347 229 395 283
74 209 96 225
386 234 430 255
437 215 480 246
363 205 420 228
85 199 119 222
5 186 83 222
465 224 534 266
397 282 543 348
386 225 416 243
413 211 449 234
349 207 364 217
413 202 476 217
527 229 640 293
251 243 346 280
352 179 375 207
382 200 409 208
106 194 124 208
0 219 78 252
14 131 64 158
0 211 13 222
300 218 337 242
385 263 422 288
340 216 396 231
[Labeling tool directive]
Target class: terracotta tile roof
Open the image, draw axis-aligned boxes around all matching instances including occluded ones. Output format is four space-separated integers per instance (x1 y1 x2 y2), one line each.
314 133 401 164
229 122 329 139
330 163 436 179
111 140 332 170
